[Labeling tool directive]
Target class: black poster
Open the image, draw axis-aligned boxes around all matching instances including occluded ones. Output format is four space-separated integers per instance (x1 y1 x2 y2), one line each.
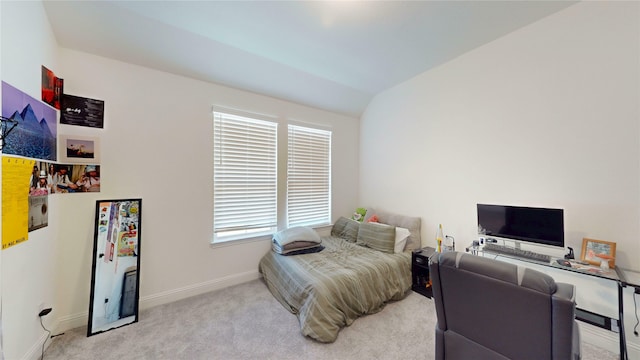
61 94 104 128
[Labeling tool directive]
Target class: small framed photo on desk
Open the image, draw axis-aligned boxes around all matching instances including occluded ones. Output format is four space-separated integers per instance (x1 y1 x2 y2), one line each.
581 238 616 268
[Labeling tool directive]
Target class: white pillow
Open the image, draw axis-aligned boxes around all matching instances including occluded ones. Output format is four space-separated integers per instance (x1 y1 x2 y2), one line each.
394 227 411 253
273 226 321 246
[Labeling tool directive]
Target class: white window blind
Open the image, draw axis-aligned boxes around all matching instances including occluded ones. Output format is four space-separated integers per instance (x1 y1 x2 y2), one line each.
213 112 277 241
287 124 331 227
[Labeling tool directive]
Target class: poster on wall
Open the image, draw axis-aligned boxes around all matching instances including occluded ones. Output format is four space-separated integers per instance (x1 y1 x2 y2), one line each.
2 156 34 250
27 160 54 232
28 161 55 232
28 195 48 232
60 94 104 128
41 65 64 110
29 160 55 196
52 163 100 193
59 135 100 164
1 82 57 161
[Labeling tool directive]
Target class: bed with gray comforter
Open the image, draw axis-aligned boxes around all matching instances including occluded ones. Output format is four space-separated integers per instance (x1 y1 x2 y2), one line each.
258 210 421 343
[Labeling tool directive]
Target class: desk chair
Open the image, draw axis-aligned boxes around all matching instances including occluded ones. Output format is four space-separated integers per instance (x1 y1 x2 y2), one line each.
429 251 581 360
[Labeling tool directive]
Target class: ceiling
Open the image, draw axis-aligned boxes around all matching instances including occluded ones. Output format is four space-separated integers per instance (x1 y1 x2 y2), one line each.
42 1 576 117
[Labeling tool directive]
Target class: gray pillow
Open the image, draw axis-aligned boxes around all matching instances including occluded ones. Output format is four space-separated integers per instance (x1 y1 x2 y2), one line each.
342 219 360 243
356 222 396 253
331 216 350 236
332 216 360 243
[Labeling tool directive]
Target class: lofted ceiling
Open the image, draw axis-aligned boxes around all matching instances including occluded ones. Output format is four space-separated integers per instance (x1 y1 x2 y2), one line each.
42 1 576 117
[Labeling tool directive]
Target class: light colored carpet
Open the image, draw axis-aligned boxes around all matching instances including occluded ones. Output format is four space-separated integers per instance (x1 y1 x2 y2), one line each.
44 279 618 360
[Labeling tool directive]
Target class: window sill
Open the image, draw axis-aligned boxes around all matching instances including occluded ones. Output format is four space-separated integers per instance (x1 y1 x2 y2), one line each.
210 223 333 249
209 234 271 249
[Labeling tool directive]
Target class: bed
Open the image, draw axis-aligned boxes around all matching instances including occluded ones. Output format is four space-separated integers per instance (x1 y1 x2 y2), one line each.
258 209 422 343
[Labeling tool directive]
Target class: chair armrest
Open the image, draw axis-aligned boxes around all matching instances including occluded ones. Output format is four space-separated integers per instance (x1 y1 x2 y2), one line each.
551 282 578 359
429 254 447 331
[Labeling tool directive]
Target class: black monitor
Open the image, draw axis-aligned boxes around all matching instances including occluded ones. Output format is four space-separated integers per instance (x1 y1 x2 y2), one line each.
477 204 564 248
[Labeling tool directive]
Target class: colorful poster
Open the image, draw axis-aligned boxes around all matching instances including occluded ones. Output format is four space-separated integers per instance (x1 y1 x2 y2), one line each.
51 163 100 194
1 81 57 161
97 202 113 263
59 135 100 164
41 65 64 110
28 195 48 232
60 94 104 128
2 156 35 249
29 160 55 197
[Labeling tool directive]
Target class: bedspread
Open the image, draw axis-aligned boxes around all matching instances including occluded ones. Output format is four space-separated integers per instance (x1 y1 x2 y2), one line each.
258 235 412 343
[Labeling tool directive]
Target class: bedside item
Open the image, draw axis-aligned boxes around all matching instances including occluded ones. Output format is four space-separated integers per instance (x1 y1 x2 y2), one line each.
556 259 572 267
412 247 436 298
351 207 367 222
581 238 616 268
443 235 455 252
435 224 444 252
564 246 575 260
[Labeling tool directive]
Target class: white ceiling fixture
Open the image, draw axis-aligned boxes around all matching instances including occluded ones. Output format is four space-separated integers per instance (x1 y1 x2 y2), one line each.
42 1 576 117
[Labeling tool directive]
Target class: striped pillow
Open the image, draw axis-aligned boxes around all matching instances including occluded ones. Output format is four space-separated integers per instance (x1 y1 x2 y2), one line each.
332 216 360 243
356 222 396 253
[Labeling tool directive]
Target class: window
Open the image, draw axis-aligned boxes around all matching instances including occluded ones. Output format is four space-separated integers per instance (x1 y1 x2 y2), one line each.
213 112 277 241
287 124 331 227
213 111 332 243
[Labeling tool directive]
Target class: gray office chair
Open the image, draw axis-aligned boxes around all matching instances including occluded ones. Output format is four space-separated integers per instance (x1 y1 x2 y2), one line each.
429 251 581 360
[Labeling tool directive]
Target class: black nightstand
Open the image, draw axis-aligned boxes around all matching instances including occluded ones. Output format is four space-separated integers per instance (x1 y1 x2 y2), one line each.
412 247 436 298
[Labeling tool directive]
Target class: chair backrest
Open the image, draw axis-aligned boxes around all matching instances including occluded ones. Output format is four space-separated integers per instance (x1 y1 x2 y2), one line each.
429 251 577 360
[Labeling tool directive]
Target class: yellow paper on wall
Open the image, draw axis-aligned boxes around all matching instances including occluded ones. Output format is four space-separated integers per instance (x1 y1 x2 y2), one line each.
2 156 34 249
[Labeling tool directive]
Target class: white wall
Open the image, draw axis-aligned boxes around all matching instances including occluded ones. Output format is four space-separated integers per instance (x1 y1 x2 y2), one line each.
359 1 639 355
1 2 61 360
361 1 639 269
1 2 360 359
53 47 359 331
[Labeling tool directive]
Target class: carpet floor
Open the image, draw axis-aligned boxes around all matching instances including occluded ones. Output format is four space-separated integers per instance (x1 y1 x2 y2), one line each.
44 279 618 360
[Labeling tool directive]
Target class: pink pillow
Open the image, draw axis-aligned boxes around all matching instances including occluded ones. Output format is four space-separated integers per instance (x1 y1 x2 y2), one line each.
367 215 379 223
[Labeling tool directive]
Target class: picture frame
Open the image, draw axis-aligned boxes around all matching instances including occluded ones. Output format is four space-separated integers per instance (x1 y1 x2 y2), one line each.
58 134 100 164
581 238 616 268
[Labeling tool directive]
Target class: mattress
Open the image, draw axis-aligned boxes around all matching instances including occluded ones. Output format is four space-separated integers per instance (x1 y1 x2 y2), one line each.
258 235 412 342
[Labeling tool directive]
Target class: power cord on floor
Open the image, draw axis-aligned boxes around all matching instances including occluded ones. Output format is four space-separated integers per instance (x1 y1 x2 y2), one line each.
633 289 639 336
39 315 51 360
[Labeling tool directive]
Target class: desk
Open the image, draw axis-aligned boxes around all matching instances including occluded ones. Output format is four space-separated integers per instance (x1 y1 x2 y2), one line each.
471 246 629 359
618 268 640 359
619 268 640 291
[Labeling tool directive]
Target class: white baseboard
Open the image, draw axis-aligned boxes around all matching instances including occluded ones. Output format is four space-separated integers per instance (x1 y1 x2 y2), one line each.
139 270 260 310
579 321 640 359
54 270 261 335
40 272 640 360
22 331 50 360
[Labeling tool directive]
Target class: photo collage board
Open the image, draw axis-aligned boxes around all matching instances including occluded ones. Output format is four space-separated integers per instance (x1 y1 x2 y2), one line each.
1 66 105 249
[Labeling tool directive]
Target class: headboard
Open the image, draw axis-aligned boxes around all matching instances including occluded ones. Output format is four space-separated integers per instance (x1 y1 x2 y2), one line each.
364 208 422 251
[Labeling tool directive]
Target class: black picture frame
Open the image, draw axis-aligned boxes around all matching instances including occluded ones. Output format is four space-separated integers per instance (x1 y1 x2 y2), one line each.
87 198 142 336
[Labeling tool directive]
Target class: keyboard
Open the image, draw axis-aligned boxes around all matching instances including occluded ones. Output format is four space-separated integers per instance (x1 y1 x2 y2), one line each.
482 243 551 263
